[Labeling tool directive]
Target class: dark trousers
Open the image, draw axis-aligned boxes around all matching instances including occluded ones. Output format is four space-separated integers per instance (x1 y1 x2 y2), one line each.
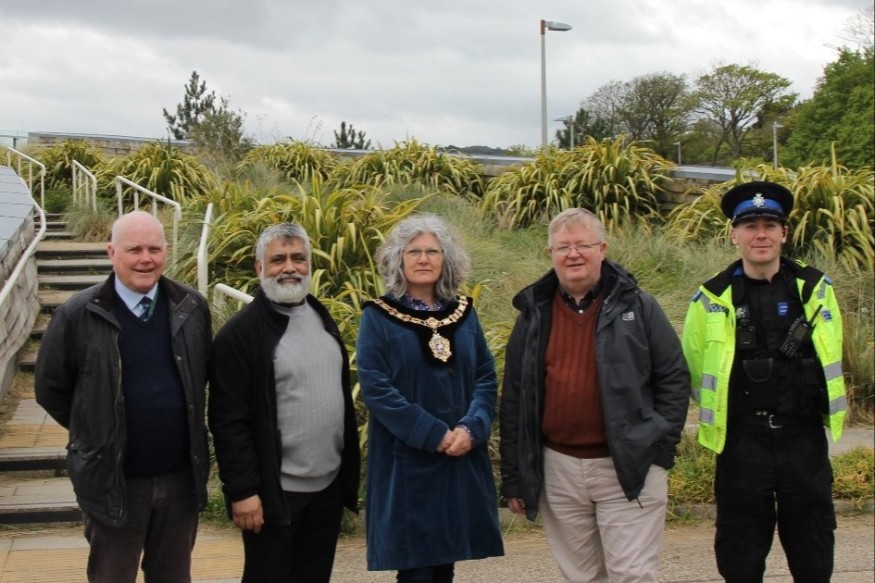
397 563 455 583
84 468 198 583
715 420 835 583
241 478 344 583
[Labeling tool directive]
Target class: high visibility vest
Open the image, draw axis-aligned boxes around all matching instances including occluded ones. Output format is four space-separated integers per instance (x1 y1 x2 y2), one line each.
682 260 846 454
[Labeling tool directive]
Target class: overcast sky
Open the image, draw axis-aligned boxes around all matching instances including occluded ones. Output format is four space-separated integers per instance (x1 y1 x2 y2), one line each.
0 0 869 149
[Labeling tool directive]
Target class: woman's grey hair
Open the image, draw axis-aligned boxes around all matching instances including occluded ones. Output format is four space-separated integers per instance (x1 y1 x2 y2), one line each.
255 223 312 264
376 214 471 301
548 208 606 247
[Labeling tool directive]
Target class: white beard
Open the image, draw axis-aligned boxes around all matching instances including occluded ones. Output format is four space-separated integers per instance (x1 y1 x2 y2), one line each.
261 272 311 304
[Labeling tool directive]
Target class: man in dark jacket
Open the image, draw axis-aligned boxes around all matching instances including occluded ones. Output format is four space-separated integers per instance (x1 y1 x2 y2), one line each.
208 223 360 583
499 208 690 582
35 211 212 583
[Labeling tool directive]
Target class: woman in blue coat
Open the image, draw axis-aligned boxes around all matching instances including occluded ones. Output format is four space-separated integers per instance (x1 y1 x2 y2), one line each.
357 214 504 582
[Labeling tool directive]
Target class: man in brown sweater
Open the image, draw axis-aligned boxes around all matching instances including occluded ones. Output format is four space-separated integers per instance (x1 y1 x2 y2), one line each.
499 208 690 582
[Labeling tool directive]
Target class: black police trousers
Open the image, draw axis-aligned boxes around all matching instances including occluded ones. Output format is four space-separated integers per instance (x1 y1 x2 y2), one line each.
714 417 835 583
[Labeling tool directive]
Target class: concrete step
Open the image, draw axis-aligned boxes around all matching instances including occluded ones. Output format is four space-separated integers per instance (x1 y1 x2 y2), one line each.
37 274 105 290
37 289 76 312
29 314 51 340
16 348 36 372
0 476 80 525
42 231 75 240
37 258 112 273
36 241 107 260
0 396 69 483
0 448 66 473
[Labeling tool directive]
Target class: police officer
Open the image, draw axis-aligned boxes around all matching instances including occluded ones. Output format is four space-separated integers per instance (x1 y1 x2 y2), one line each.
682 181 847 583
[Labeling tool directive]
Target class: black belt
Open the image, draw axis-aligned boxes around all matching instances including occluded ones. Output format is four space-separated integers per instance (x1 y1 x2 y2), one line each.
734 411 819 430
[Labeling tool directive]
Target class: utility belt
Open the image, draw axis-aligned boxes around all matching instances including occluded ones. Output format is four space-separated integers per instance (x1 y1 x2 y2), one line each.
733 410 820 431
737 356 824 413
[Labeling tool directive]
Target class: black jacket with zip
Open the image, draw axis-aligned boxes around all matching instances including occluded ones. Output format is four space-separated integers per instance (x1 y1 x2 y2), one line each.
499 261 690 520
34 275 212 527
207 288 360 522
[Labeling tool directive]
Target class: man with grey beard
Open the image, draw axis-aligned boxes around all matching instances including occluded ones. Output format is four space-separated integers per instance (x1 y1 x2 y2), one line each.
208 223 361 583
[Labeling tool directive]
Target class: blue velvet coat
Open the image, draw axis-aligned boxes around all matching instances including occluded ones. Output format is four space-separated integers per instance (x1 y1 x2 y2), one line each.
357 296 504 571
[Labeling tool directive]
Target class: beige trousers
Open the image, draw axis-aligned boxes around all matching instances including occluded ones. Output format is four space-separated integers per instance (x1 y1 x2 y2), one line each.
539 448 668 583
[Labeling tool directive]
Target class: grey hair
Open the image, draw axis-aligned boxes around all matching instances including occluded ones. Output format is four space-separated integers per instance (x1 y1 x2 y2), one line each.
111 210 166 245
376 214 471 301
255 223 312 264
548 208 606 247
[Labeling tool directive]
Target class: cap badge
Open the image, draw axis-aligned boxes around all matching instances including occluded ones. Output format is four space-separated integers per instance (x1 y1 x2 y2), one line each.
752 193 765 208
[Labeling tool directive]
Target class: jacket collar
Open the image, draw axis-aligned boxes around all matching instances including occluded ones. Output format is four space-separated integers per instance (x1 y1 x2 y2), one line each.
512 260 637 311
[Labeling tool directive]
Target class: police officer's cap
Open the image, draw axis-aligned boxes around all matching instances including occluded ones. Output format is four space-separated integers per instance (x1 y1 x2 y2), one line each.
720 181 794 225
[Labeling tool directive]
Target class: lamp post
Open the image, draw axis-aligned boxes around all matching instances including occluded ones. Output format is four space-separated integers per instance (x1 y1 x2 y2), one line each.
554 115 574 149
540 19 572 153
772 122 783 168
674 141 682 165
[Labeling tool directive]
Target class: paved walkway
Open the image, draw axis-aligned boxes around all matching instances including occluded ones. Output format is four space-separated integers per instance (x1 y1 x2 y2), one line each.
0 383 871 581
0 514 872 582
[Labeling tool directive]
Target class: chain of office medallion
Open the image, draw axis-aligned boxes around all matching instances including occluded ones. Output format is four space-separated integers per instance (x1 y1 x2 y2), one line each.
372 296 469 330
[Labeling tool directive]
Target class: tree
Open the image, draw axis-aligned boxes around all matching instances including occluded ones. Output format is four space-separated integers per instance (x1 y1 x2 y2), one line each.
163 71 217 140
332 121 372 150
583 80 626 139
188 97 254 162
163 71 253 163
783 48 874 169
618 73 689 158
575 74 689 157
839 6 874 51
555 107 611 149
689 64 794 164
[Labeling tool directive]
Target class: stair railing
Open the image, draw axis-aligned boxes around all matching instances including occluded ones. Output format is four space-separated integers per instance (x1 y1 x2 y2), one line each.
114 176 181 267
195 204 254 306
0 191 46 312
4 148 45 209
72 161 97 211
196 203 214 296
214 283 254 305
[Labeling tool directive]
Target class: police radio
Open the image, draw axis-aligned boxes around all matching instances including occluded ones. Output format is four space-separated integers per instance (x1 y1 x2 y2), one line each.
779 305 822 359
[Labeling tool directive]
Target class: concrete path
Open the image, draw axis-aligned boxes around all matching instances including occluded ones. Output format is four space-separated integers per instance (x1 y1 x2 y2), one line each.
0 514 872 582
0 379 871 581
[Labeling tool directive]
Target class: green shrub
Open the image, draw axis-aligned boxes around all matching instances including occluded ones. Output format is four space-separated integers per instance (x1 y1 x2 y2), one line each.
666 159 874 271
479 136 669 230
97 141 217 206
333 140 484 197
831 447 875 509
33 139 104 190
239 141 339 185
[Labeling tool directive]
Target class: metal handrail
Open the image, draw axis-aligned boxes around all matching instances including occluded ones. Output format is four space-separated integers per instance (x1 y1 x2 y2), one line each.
214 283 254 305
114 176 181 266
72 160 97 210
0 185 47 311
4 147 46 208
198 205 254 307
196 203 214 296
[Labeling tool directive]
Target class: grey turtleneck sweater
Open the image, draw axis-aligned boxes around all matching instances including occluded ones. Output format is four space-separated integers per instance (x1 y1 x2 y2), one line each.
272 301 345 492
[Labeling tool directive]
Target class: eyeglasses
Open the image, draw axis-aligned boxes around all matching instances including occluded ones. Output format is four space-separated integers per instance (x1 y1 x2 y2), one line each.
404 248 443 259
550 242 602 256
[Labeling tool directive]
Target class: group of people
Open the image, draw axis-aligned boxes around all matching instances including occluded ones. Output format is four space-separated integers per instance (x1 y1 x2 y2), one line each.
33 178 847 583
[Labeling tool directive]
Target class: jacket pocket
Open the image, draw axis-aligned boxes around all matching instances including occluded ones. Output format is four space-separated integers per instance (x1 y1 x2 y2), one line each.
66 441 108 498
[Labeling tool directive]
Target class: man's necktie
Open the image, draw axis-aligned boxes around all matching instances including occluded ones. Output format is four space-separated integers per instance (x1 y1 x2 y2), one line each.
138 296 153 321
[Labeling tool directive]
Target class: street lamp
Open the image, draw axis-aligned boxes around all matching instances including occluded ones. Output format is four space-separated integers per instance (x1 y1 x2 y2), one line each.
554 115 574 149
772 122 783 168
673 141 682 165
540 19 572 153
